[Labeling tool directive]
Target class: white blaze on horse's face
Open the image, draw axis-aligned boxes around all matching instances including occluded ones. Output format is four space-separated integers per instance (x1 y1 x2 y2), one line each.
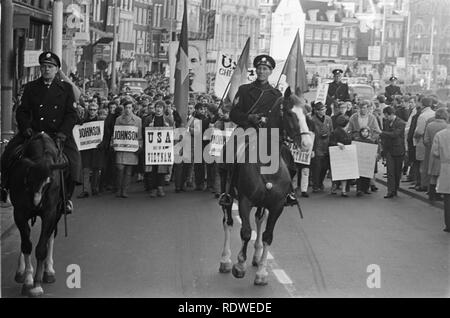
33 177 51 207
292 105 313 151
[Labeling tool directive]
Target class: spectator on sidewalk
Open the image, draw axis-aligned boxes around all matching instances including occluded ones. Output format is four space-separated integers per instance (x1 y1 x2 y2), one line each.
430 114 450 233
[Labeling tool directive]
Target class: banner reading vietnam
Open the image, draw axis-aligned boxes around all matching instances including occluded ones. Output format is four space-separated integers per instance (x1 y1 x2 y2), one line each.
145 127 174 165
73 121 104 151
209 128 234 157
112 126 139 152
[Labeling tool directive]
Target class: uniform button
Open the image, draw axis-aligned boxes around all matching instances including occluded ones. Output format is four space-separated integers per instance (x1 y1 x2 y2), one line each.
40 117 44 121
40 104 43 108
54 106 58 109
52 119 56 123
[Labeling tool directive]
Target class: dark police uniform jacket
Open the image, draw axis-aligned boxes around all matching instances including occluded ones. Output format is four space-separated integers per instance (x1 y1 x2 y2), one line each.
15 77 81 182
326 80 350 115
380 117 406 157
385 85 402 104
230 81 282 128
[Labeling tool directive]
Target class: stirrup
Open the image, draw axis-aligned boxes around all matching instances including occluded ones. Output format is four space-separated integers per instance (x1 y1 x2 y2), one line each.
285 193 298 207
65 200 73 215
218 193 233 208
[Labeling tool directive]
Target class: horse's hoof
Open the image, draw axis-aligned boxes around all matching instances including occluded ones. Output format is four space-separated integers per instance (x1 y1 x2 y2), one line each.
219 262 232 273
21 284 33 296
43 272 56 284
254 275 269 286
232 264 246 279
28 286 44 298
15 272 25 284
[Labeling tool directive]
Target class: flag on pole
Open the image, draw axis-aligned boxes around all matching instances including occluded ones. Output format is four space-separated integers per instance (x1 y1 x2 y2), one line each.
174 0 189 127
224 37 251 104
280 31 309 96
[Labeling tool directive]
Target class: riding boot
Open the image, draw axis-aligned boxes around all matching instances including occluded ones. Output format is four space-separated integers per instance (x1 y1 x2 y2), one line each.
285 192 299 206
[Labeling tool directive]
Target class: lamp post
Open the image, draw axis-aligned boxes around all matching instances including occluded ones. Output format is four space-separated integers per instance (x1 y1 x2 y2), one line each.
111 0 119 94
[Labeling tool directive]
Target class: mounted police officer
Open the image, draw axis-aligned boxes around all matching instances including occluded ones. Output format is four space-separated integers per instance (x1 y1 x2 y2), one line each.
227 54 298 206
1 52 81 212
384 76 402 105
326 69 350 116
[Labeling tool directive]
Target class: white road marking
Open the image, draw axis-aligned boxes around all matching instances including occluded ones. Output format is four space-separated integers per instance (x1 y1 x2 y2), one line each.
232 203 238 211
267 251 274 260
272 269 293 285
251 231 257 241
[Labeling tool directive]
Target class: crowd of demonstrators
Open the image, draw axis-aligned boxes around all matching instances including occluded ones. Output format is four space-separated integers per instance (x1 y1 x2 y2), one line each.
69 69 450 232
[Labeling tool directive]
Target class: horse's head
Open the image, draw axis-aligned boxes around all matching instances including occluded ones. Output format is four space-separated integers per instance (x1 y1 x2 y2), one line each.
22 133 63 208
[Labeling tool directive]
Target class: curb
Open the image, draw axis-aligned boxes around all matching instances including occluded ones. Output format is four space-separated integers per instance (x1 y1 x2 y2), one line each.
375 177 444 209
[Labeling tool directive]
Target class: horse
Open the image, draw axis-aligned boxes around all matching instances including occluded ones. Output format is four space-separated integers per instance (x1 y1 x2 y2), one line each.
8 132 68 297
218 91 313 286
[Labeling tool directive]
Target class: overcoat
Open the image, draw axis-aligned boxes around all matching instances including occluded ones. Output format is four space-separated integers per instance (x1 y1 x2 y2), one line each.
425 119 448 176
431 126 450 194
114 113 142 165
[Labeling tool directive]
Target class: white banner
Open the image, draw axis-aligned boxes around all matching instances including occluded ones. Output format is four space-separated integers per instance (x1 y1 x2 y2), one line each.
329 144 359 181
145 127 174 165
24 50 43 68
315 83 329 104
73 120 104 151
209 128 234 157
113 125 139 152
289 134 315 165
353 141 378 179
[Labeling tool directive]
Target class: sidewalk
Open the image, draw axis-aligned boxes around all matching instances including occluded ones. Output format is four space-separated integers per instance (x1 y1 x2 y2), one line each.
374 165 444 210
1 201 15 241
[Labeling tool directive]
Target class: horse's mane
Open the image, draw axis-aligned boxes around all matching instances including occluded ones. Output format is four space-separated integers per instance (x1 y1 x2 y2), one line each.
24 133 59 163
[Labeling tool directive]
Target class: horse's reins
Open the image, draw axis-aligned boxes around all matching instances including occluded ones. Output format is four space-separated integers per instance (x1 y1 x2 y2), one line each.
55 139 69 238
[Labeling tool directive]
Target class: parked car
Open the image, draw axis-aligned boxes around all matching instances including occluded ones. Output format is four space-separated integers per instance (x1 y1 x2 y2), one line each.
120 78 148 94
349 84 376 102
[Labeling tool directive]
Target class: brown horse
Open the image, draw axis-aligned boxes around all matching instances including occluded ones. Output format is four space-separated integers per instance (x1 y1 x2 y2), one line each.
219 92 312 285
8 132 67 297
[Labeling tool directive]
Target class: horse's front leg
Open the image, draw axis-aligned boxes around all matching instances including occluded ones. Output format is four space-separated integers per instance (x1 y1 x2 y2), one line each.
43 233 56 283
14 215 34 295
255 204 284 286
252 208 268 267
232 197 252 279
219 206 233 273
29 215 55 297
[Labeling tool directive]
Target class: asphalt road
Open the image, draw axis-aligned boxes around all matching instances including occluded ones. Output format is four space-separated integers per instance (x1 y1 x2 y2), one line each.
1 180 449 298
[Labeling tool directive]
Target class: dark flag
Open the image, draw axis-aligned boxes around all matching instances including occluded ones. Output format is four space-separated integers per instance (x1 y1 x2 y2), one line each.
174 0 189 126
280 31 309 96
224 37 251 104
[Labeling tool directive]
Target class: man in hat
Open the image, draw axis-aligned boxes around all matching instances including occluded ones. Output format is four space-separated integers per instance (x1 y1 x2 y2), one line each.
385 76 402 105
0 51 81 212
226 54 298 206
326 69 350 116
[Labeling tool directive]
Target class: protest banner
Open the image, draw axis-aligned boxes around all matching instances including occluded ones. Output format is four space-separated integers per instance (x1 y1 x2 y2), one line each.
145 127 174 165
209 129 234 157
112 125 139 152
315 83 329 104
353 141 378 178
288 134 315 165
73 121 104 151
329 144 359 181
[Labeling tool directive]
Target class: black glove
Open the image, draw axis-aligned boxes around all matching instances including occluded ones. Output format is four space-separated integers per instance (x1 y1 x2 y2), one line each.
55 132 67 143
23 128 33 138
248 114 261 126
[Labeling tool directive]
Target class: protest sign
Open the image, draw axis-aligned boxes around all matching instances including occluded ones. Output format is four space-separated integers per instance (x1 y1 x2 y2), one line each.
353 141 378 178
209 129 233 157
112 125 139 152
145 127 174 165
329 144 359 181
315 83 329 104
288 134 315 165
73 121 104 151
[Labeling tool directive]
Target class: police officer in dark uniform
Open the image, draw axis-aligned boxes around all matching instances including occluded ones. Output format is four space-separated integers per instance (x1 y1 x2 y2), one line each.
384 76 402 105
0 52 81 212
228 54 298 206
326 69 350 116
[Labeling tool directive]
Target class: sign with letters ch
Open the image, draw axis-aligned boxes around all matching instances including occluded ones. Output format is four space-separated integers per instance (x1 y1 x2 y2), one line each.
112 125 139 152
145 127 174 165
73 121 104 151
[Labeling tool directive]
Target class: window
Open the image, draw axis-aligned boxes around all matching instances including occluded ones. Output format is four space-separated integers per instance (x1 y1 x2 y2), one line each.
322 44 329 56
342 27 348 38
349 27 356 38
331 30 340 41
304 42 312 56
348 42 355 56
305 28 313 40
341 42 348 56
313 43 321 56
323 29 331 41
314 29 322 40
330 44 338 57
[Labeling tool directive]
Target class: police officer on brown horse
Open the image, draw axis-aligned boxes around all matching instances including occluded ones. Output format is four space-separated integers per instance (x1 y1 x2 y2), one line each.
1 52 81 212
227 54 298 206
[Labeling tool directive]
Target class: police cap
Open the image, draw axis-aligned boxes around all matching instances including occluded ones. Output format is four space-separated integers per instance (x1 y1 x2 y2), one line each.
39 51 61 68
253 55 276 70
332 69 344 75
389 76 398 81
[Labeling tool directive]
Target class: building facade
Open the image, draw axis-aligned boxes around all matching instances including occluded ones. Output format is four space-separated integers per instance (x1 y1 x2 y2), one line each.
259 0 280 55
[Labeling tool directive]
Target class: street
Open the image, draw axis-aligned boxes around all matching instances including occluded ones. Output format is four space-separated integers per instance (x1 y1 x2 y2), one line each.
1 179 449 298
